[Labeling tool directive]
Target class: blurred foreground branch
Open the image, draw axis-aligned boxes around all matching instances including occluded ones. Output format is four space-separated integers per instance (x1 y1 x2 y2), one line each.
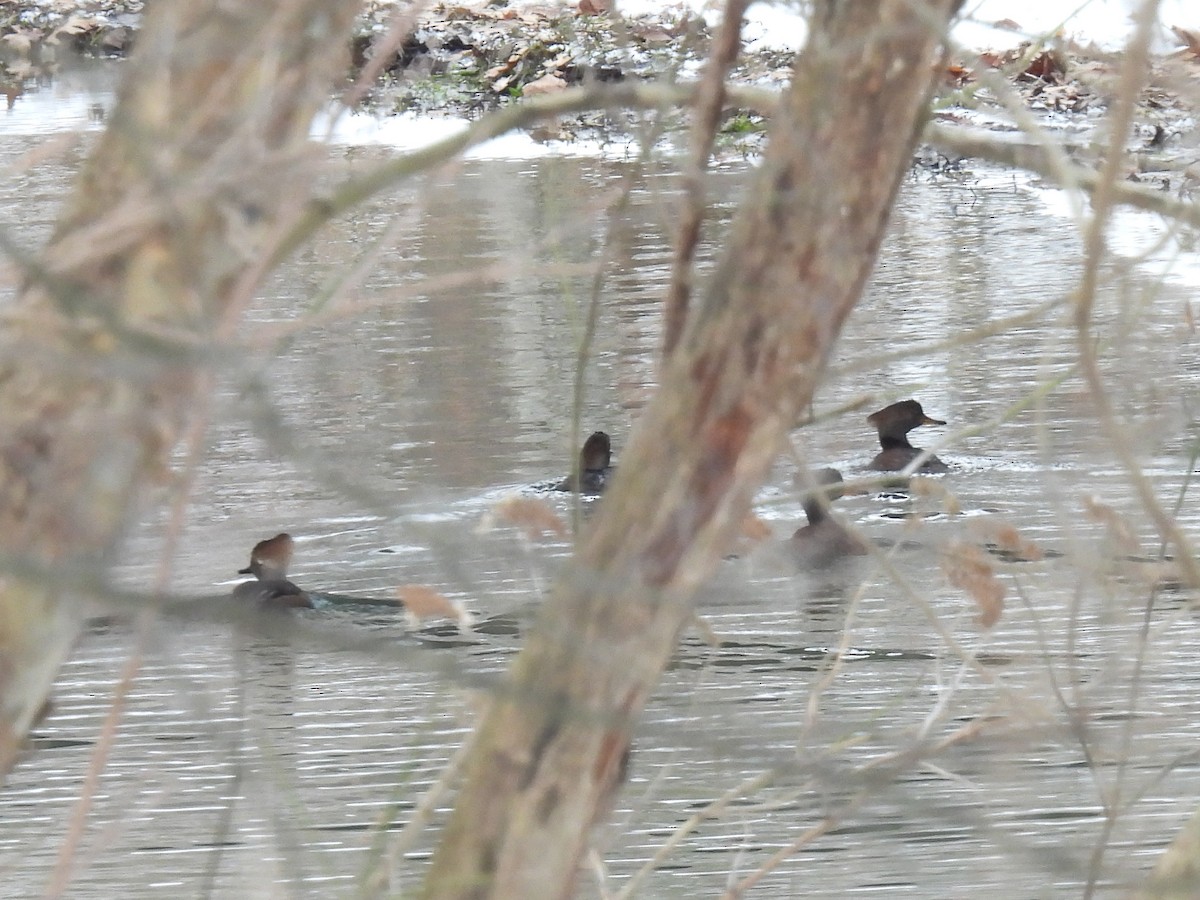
290 84 1199 282
926 124 1200 229
423 2 965 896
0 0 362 778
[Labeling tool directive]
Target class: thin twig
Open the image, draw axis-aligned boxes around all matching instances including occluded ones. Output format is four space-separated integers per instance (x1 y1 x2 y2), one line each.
1072 3 1168 896
339 1 430 112
662 0 752 358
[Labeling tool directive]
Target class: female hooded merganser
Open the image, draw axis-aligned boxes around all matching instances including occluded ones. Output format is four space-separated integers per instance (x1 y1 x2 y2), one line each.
867 399 949 473
232 533 313 609
791 468 869 567
554 431 614 494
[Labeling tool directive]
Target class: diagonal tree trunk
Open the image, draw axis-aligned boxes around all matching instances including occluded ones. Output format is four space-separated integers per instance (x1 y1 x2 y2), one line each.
423 2 963 896
0 0 363 778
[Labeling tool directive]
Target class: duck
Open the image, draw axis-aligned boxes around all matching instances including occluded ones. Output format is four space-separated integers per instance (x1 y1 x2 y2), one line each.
867 399 949 473
791 468 870 567
553 431 614 494
232 533 313 609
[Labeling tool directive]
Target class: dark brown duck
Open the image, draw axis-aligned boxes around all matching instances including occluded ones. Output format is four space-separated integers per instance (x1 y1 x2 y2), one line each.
232 532 313 609
554 431 614 494
791 468 869 568
867 399 948 473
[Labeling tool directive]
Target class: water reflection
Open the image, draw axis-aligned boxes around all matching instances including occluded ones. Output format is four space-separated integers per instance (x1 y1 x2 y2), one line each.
2 73 1200 898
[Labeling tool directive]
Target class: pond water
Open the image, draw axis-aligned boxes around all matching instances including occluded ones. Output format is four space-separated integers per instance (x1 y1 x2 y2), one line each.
2 63 1200 899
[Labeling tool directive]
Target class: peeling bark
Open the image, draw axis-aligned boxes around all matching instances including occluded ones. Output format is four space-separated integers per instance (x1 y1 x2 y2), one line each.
423 2 964 897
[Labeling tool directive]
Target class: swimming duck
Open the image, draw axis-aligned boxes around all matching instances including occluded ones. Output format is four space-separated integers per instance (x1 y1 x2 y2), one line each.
553 431 614 494
867 399 949 473
233 533 313 609
791 468 869 567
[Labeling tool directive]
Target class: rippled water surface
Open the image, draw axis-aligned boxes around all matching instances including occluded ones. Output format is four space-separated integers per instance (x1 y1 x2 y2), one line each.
2 66 1200 898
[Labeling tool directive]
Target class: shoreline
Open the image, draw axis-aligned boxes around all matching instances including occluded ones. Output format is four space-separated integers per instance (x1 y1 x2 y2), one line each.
1 3 1197 175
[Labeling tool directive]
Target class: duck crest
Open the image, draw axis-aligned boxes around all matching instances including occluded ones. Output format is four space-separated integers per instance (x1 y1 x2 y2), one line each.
233 532 312 609
554 431 615 494
866 399 948 473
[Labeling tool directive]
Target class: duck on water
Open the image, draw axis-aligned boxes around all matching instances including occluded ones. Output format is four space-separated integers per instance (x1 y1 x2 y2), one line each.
553 431 614 494
867 399 949 474
791 468 869 568
232 532 313 609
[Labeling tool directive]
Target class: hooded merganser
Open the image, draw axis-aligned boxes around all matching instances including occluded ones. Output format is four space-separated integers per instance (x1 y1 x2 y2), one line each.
867 399 949 473
791 468 869 567
233 533 313 609
553 431 614 494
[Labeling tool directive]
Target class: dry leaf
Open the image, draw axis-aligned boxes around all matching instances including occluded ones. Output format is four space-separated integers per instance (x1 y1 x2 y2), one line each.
396 585 473 631
689 613 723 648
943 542 1006 628
1119 558 1185 589
578 0 614 15
523 74 567 96
1024 49 1065 80
484 58 517 80
2 31 35 54
1171 26 1200 59
1082 495 1140 553
909 476 961 516
99 26 129 51
972 520 1045 562
478 494 567 540
51 15 94 38
740 512 773 543
633 26 674 44
945 63 971 86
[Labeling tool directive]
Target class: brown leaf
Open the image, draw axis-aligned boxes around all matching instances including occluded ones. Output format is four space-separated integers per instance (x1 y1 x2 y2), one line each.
633 26 674 44
1024 49 1065 80
98 26 128 51
487 495 568 540
910 476 961 516
973 520 1044 562
578 0 614 15
1 31 36 55
944 63 972 86
1082 495 1140 553
943 542 1006 628
396 585 473 630
740 512 773 543
484 57 518 80
689 613 723 648
51 15 94 38
1171 26 1200 59
523 74 568 96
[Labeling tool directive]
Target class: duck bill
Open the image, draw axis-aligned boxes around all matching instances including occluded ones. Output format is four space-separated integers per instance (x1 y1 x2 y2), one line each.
922 415 946 426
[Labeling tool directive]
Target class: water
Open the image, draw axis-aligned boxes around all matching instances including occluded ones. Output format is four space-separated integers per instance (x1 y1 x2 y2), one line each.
2 63 1200 898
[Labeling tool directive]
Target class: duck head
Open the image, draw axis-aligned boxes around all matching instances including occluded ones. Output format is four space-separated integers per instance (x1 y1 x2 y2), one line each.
579 431 612 471
238 532 295 579
867 400 945 448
